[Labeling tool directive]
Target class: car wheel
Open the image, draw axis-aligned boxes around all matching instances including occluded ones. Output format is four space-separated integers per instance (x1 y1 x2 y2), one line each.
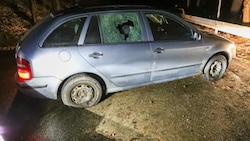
61 74 102 108
203 55 227 82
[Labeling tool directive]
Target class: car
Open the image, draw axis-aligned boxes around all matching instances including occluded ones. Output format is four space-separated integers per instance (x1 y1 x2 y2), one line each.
15 5 236 108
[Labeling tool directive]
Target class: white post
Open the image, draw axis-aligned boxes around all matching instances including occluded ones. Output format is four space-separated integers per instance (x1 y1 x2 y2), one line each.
217 0 222 19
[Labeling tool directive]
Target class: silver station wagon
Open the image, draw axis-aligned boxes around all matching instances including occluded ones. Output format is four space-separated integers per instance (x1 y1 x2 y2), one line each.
15 5 236 108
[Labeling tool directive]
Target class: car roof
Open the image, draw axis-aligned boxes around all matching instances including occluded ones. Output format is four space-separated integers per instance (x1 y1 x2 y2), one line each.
85 5 153 11
51 5 155 17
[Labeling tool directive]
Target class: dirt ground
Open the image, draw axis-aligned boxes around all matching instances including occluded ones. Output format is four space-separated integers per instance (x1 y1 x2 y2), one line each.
85 32 250 140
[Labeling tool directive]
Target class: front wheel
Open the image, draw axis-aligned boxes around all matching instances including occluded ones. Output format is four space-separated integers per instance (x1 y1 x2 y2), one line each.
203 55 228 82
61 74 103 108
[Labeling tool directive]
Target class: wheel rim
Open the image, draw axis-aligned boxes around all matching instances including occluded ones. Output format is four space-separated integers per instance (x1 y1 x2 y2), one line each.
209 60 222 77
70 84 94 105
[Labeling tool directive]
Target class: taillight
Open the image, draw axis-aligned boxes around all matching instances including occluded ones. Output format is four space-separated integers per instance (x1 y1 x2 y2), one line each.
17 57 32 82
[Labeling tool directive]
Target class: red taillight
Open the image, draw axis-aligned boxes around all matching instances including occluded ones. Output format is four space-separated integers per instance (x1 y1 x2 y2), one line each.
16 57 32 82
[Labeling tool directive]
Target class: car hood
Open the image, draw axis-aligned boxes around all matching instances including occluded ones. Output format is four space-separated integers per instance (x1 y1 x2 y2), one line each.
201 31 233 44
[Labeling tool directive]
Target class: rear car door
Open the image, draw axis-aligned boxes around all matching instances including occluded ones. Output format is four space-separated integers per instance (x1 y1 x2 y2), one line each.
78 12 152 87
144 13 206 81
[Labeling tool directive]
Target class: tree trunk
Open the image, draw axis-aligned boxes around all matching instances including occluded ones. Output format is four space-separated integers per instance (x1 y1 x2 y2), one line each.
229 0 243 22
196 0 201 7
231 0 243 13
30 0 37 23
187 0 190 8
243 0 250 23
52 0 61 11
74 0 80 6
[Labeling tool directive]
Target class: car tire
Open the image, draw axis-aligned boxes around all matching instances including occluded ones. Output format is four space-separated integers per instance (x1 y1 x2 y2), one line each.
203 55 227 82
61 74 102 108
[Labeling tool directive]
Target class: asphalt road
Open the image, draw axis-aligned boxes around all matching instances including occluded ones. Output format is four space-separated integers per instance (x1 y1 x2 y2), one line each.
0 50 250 141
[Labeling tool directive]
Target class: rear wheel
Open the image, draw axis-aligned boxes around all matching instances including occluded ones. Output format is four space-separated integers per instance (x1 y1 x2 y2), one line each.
61 74 102 108
203 55 227 82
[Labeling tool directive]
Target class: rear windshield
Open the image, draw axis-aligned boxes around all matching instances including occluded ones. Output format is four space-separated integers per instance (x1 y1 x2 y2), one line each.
20 15 52 42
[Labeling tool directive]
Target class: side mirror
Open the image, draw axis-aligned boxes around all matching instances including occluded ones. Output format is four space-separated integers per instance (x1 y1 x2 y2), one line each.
193 32 201 40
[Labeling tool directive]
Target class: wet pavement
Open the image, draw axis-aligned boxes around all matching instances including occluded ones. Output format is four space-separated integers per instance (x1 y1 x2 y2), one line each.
4 93 114 141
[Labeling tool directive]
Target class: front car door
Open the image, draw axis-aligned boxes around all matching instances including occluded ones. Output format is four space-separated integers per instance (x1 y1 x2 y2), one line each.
78 12 152 87
144 12 206 82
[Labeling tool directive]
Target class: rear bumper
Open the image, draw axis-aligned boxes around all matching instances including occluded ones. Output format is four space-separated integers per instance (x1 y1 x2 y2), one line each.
16 74 62 100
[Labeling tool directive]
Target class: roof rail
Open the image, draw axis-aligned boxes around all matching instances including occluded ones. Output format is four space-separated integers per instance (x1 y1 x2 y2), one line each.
85 5 152 10
50 5 153 17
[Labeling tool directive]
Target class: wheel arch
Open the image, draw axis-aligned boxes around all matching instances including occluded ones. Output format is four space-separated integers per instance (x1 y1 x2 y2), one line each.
57 72 107 100
202 51 229 73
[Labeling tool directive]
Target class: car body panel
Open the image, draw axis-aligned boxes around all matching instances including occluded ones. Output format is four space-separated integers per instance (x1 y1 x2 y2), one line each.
16 75 61 99
200 32 236 69
78 43 152 87
15 6 236 101
150 40 206 81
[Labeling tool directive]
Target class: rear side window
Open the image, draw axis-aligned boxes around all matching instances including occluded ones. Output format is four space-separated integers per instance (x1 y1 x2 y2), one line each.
43 18 85 47
84 16 101 44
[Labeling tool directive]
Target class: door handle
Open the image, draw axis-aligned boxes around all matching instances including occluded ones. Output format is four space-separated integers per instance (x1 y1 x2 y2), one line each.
89 52 103 59
154 48 164 53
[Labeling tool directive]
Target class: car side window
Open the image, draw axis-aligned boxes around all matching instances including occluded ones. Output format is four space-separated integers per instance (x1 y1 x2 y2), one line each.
84 16 101 44
43 18 85 47
99 12 142 44
146 13 191 41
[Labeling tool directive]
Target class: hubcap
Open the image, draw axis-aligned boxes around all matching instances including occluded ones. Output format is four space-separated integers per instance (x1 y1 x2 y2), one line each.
210 60 222 77
70 84 94 104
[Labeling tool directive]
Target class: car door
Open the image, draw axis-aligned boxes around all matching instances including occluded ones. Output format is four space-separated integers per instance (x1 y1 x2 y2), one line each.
78 13 152 87
144 13 206 81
